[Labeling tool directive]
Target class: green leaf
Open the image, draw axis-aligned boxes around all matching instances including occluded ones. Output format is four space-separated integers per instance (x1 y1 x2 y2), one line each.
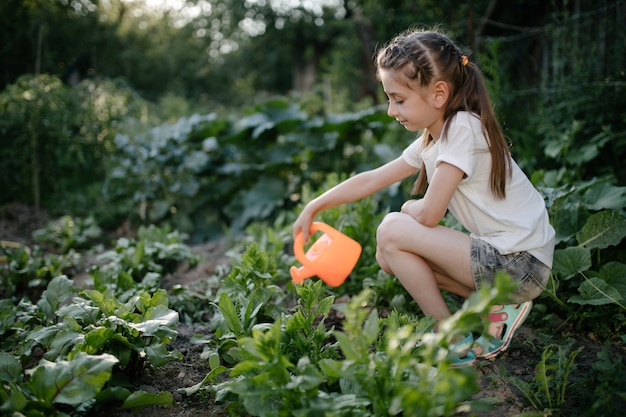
57 301 100 323
129 305 179 337
547 192 589 244
552 247 591 280
145 342 168 367
318 358 348 379
581 182 626 212
218 292 243 336
285 311 307 333
119 390 174 409
0 352 22 381
576 210 626 249
46 329 84 360
568 278 623 306
28 352 118 406
362 309 379 346
80 327 116 354
84 289 127 318
595 262 626 299
37 275 75 321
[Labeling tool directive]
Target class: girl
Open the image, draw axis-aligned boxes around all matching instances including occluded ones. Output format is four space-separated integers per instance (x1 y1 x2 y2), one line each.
293 29 555 366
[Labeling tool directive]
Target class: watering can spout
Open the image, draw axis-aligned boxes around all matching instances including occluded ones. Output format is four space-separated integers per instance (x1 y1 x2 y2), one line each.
290 265 316 284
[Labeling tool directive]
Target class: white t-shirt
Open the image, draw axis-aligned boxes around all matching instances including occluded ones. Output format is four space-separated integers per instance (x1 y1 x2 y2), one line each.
401 111 555 268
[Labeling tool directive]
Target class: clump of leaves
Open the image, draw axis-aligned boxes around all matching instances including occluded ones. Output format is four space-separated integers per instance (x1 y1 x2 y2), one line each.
32 215 103 253
0 242 77 301
0 275 180 416
89 224 199 295
499 340 581 415
193 274 516 416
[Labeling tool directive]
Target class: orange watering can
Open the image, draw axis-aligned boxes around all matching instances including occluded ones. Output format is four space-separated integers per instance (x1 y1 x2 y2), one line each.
290 222 362 287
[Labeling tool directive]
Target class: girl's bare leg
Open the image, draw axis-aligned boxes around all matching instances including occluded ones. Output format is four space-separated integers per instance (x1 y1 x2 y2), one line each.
375 212 475 326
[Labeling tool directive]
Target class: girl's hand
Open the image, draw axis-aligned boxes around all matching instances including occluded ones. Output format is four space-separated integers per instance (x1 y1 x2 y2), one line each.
401 199 424 220
293 208 316 243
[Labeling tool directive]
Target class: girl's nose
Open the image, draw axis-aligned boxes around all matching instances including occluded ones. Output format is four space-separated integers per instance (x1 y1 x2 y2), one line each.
387 102 396 117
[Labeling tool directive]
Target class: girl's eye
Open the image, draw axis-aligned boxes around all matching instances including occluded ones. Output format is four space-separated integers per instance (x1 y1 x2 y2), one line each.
395 100 404 105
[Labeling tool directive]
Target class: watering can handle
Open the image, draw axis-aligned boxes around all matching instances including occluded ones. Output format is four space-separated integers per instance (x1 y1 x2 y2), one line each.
293 222 332 266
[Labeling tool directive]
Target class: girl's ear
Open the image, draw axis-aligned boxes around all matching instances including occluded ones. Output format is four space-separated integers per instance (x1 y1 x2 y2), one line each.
432 81 449 109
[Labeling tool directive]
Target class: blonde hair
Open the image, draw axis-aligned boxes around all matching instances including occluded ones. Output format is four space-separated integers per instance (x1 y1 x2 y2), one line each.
376 29 511 198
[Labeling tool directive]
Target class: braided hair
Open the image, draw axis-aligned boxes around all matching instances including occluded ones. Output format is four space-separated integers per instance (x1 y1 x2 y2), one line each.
376 29 512 199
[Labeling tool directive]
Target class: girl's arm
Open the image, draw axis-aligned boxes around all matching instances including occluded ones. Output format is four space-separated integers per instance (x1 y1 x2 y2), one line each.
294 156 417 241
401 162 465 227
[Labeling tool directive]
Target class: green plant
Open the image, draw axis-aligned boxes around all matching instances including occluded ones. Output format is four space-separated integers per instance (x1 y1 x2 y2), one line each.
89 224 199 295
32 215 103 253
0 242 77 301
191 273 516 417
500 340 581 414
581 342 626 415
283 280 340 364
216 243 288 324
102 99 404 239
0 275 180 416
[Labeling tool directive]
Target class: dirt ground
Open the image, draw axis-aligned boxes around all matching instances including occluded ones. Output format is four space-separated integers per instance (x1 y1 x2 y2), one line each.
0 203 619 417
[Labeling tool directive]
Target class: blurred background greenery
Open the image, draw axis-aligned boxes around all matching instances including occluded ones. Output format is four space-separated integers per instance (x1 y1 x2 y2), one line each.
1 0 625 237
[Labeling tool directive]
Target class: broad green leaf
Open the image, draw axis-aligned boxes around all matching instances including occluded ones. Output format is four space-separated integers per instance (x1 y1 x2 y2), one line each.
0 381 29 412
79 327 116 354
226 176 286 231
552 247 591 280
94 386 132 405
145 343 168 367
576 210 626 249
568 278 623 306
129 305 178 337
183 150 209 172
45 329 84 360
119 390 173 409
37 275 75 321
548 196 588 244
581 182 626 212
594 262 626 299
0 352 22 381
26 324 66 351
29 352 118 406
0 300 16 334
57 300 100 323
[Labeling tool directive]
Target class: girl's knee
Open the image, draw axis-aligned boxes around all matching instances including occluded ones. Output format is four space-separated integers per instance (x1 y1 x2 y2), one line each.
376 212 409 247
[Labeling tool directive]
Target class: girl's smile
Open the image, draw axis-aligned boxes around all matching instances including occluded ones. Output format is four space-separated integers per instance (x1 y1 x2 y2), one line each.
379 69 445 139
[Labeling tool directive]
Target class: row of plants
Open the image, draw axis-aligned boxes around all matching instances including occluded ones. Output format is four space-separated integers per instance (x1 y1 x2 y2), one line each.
3 174 625 416
0 224 200 416
0 74 412 234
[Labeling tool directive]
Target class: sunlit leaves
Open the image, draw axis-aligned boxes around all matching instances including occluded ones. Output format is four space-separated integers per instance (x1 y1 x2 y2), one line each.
28 352 118 406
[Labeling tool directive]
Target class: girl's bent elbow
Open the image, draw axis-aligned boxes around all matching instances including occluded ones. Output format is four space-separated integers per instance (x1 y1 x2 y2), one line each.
421 217 441 228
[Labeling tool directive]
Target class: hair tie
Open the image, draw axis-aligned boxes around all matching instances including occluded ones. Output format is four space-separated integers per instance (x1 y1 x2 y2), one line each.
461 55 469 67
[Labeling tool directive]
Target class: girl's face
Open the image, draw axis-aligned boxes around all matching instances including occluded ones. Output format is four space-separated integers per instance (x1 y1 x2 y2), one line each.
379 69 445 139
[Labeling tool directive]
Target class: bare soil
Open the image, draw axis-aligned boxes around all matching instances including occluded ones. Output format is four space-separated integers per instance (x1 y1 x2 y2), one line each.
1 203 622 417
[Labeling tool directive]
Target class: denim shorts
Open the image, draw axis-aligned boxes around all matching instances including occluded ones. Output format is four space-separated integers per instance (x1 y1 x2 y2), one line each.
470 236 551 303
